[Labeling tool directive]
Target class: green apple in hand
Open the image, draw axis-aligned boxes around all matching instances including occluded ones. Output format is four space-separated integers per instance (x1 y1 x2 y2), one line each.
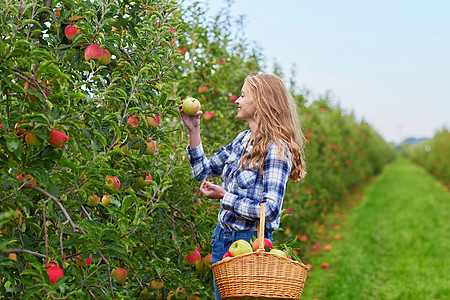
182 97 201 115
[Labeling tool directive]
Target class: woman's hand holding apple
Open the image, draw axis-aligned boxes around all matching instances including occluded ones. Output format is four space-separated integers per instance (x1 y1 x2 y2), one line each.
179 100 202 133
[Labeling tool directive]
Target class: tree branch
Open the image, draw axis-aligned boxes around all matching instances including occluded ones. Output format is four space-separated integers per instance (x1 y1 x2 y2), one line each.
7 248 47 259
21 184 86 235
55 42 90 51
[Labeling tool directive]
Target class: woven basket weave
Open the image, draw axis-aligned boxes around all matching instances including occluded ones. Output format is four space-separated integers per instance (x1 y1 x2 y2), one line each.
211 203 309 299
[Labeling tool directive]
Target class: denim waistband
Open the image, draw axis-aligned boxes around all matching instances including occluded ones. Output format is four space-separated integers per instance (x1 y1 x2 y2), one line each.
213 224 273 242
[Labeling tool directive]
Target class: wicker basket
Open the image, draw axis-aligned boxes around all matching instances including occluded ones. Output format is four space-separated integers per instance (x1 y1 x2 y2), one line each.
211 203 309 299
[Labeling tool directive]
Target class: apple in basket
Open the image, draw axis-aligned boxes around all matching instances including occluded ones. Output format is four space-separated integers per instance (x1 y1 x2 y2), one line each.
269 248 288 258
252 238 273 251
222 252 232 262
228 240 252 257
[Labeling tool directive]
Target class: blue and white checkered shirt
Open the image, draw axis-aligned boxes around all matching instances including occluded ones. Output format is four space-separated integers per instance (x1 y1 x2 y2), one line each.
187 130 292 232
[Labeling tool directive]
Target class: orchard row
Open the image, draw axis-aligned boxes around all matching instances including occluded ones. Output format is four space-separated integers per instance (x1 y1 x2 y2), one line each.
402 128 449 190
0 1 394 299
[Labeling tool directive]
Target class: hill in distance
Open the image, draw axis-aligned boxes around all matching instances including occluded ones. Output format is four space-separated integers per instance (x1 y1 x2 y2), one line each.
397 137 428 147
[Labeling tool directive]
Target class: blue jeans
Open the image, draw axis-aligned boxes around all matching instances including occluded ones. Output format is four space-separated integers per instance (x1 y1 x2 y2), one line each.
211 224 273 300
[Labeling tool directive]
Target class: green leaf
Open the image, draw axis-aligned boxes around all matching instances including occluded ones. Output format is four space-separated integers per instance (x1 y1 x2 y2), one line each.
122 195 134 212
106 149 125 156
153 202 170 210
21 19 41 28
69 92 86 100
93 132 107 147
21 286 42 300
96 168 120 176
30 51 54 62
30 29 42 36
6 138 21 152
59 157 77 171
116 88 128 99
20 269 41 277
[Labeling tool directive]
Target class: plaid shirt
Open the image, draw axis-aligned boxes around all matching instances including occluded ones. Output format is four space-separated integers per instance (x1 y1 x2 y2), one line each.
187 130 292 232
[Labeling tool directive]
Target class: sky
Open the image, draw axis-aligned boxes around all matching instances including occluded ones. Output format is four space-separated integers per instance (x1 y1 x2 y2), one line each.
200 0 449 144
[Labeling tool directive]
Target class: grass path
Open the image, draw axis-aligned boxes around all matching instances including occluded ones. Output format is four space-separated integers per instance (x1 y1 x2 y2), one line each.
300 155 450 300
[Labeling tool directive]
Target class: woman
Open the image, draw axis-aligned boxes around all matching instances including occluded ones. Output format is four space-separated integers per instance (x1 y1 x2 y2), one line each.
179 73 306 299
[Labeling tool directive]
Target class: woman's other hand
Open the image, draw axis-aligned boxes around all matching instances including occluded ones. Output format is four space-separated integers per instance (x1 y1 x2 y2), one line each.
200 181 226 199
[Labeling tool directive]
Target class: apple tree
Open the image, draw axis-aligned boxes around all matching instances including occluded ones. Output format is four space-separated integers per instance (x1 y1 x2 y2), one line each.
0 0 397 298
0 0 233 298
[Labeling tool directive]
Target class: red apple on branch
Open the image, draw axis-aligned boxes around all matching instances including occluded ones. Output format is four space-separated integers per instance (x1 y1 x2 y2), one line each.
127 116 139 129
150 280 164 290
198 86 208 93
65 23 82 41
202 253 212 270
47 266 64 285
136 174 152 187
129 135 141 149
14 121 28 137
74 254 92 267
112 267 127 284
185 249 201 265
85 44 103 61
195 258 206 272
25 133 41 146
17 174 36 186
48 130 68 148
147 114 161 128
105 175 120 189
145 141 156 154
24 82 42 102
99 49 111 65
87 195 100 207
204 112 214 120
178 47 187 55
102 195 112 206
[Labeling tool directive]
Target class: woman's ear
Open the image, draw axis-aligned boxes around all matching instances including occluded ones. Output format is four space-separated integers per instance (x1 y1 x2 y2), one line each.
254 110 260 121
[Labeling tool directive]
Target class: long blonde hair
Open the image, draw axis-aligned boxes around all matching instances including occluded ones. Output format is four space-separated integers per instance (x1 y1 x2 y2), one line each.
240 74 306 181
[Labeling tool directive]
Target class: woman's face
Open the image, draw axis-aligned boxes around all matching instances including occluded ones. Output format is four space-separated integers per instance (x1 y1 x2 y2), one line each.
235 82 256 123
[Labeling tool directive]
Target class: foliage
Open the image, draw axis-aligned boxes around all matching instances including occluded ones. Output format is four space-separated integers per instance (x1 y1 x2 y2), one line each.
0 0 394 298
275 96 396 256
402 128 449 189
301 156 450 300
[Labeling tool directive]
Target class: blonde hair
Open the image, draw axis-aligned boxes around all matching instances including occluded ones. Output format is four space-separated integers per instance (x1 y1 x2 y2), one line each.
239 74 306 181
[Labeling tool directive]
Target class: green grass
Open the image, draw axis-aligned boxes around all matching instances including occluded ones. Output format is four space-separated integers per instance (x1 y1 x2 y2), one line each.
300 155 450 300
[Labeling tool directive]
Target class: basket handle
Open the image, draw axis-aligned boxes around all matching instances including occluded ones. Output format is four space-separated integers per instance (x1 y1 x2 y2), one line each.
256 202 265 250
